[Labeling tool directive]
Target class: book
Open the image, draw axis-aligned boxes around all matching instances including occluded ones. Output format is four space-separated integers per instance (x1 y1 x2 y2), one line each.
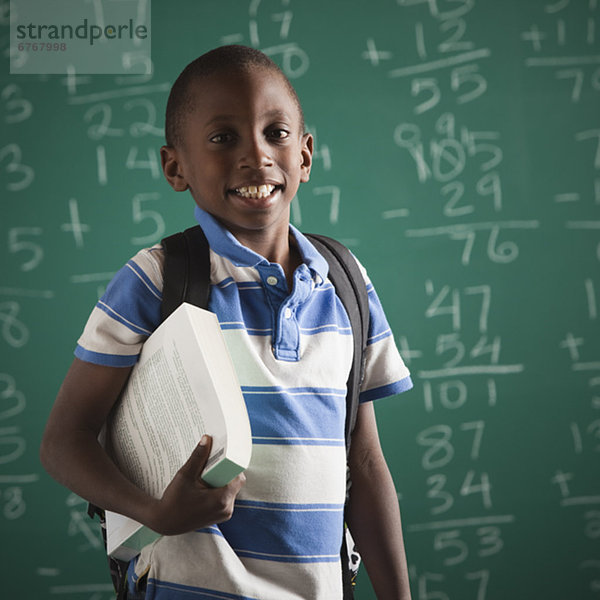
103 302 252 561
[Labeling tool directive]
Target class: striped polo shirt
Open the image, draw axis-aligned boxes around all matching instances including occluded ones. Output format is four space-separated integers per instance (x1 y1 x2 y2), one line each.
76 206 412 600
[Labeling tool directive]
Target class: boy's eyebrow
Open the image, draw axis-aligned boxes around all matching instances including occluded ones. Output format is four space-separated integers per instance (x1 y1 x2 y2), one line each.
204 109 293 127
204 115 236 127
260 109 292 121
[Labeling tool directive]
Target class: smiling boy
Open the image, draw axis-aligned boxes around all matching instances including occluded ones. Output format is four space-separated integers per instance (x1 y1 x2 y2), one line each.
160 53 312 289
41 46 413 600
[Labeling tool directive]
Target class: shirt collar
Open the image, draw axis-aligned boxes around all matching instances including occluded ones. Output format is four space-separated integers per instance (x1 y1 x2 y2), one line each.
194 206 329 283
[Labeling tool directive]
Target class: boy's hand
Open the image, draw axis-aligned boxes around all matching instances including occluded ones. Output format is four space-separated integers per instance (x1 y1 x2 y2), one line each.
149 435 246 536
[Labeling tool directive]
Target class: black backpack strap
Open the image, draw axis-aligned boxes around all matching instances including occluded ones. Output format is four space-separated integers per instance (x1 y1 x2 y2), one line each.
305 234 369 455
160 225 211 322
306 234 368 600
86 507 130 598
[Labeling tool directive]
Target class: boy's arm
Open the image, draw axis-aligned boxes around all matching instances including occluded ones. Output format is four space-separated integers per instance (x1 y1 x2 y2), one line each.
40 358 245 535
346 401 412 600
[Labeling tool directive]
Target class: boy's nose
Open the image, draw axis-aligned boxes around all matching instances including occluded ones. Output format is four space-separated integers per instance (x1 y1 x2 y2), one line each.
238 135 273 170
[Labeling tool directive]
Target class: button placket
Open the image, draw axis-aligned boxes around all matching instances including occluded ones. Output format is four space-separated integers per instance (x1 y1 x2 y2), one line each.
258 263 315 361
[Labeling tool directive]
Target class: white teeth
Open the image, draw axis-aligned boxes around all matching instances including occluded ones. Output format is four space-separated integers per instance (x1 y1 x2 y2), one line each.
235 184 276 199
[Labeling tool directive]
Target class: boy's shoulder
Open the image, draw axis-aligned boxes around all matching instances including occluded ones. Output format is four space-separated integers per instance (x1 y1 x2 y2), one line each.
120 244 166 293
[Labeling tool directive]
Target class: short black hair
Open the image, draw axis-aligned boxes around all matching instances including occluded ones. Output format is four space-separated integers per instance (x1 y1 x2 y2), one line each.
164 45 305 148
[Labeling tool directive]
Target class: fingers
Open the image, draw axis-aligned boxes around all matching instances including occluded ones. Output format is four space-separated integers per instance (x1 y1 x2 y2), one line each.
154 437 247 535
205 473 247 524
178 435 212 481
227 472 247 494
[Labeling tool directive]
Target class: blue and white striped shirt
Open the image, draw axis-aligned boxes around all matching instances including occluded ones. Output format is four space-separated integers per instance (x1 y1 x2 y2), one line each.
76 206 412 600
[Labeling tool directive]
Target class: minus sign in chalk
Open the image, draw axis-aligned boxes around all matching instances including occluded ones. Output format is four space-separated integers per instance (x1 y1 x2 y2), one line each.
382 209 410 219
0 474 39 484
37 568 60 577
554 193 580 203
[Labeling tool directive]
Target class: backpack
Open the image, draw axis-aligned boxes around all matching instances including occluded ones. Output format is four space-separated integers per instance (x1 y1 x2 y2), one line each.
96 224 369 599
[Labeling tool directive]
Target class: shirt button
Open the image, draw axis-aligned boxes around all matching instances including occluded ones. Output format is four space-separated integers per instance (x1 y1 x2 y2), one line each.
266 276 278 286
284 308 292 319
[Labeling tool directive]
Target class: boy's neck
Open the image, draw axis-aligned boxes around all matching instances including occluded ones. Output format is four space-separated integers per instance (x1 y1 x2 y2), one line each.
234 228 302 291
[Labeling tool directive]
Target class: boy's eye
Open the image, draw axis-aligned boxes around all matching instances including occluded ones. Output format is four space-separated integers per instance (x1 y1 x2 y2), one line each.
268 128 290 140
209 133 233 144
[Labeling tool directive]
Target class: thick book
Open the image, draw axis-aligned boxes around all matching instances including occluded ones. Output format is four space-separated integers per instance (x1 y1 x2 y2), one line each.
103 302 252 561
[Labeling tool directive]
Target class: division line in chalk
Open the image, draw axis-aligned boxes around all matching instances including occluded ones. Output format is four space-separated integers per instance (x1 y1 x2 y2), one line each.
260 43 303 56
561 496 600 507
408 514 515 533
573 362 600 371
418 365 524 379
525 55 600 67
566 221 600 230
406 220 540 237
221 34 244 45
0 474 39 484
554 193 580 203
70 272 116 284
37 568 60 577
50 584 115 594
67 83 171 105
382 209 410 219
0 287 54 299
389 48 491 77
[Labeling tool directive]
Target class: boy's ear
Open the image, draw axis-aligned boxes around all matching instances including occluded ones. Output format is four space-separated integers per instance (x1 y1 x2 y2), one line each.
300 133 313 183
160 145 189 192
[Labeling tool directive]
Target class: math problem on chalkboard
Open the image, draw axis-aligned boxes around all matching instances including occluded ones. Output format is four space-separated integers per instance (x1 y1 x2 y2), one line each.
2 1 599 599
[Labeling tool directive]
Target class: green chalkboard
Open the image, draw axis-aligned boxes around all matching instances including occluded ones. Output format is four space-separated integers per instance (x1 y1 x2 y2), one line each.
2 1 599 598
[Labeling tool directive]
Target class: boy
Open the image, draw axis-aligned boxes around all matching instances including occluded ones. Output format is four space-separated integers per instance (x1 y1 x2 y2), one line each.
41 45 413 599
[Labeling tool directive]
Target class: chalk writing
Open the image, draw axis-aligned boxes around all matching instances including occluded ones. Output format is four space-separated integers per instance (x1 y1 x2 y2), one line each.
0 143 34 191
0 374 36 520
1 1 599 597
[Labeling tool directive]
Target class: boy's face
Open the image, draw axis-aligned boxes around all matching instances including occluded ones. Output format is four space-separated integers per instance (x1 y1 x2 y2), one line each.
161 67 313 244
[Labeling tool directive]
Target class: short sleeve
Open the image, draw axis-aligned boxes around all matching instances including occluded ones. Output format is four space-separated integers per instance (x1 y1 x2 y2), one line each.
354 258 413 403
74 245 165 366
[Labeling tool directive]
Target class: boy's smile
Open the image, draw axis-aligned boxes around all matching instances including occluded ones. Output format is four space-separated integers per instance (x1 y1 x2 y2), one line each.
161 66 313 259
234 184 276 200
